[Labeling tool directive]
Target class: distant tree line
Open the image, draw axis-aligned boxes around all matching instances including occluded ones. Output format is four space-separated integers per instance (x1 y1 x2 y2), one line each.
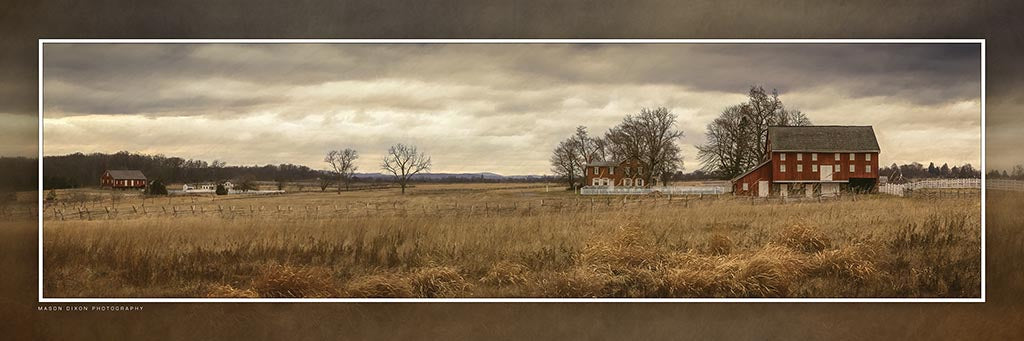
41 151 327 190
0 157 37 192
985 164 1024 180
880 162 981 181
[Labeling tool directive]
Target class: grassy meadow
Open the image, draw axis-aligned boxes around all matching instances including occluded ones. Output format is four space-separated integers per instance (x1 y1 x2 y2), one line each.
38 183 982 298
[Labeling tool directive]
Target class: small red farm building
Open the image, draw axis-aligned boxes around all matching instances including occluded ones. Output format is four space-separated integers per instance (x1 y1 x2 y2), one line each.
100 170 148 189
584 159 648 187
731 126 880 197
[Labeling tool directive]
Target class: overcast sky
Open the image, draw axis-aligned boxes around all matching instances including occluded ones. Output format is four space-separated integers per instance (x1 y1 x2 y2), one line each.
37 43 981 175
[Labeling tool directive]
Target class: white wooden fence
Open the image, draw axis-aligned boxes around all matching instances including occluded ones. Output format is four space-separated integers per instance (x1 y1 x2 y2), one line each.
879 178 1001 197
987 179 1024 192
580 185 727 195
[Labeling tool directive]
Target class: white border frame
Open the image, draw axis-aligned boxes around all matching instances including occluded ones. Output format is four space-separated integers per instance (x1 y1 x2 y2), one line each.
38 39 986 303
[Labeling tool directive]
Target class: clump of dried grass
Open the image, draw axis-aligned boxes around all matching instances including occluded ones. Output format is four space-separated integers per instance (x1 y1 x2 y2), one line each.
778 223 831 253
577 225 667 272
481 261 530 287
704 233 734 256
807 243 879 284
249 264 340 298
663 244 806 297
344 266 471 298
409 266 471 298
205 284 258 298
344 273 414 298
534 268 623 298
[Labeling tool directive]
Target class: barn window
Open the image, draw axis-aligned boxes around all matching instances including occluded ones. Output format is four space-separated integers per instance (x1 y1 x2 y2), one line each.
812 164 818 172
849 164 855 173
849 153 855 160
866 165 872 173
796 153 802 161
624 178 632 186
812 153 818 161
610 167 615 175
797 164 803 172
636 179 644 187
865 153 871 161
780 164 786 172
742 183 748 191
780 153 786 161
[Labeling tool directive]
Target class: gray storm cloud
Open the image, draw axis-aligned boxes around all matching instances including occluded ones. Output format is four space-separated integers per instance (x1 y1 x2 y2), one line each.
39 43 981 175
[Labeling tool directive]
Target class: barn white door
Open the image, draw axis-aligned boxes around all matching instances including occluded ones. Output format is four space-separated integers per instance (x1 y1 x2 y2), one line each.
820 165 833 181
758 181 769 197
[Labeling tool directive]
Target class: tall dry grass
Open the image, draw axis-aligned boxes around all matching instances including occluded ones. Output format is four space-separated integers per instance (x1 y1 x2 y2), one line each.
41 188 981 298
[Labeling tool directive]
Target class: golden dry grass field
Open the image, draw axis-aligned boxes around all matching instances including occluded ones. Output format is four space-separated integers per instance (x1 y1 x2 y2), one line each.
36 183 982 298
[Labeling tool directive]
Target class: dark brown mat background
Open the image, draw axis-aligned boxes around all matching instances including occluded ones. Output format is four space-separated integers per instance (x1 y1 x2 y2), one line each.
2 1 1022 339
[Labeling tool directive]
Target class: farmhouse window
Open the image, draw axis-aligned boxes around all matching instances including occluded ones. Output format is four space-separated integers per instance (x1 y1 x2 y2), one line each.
780 164 786 172
866 153 871 161
812 164 818 172
812 153 817 161
797 164 803 172
834 153 840 160
593 167 599 175
593 178 599 186
636 179 644 186
742 183 748 191
849 153 855 160
624 178 632 186
780 153 786 161
610 167 615 175
866 165 872 173
849 164 855 173
797 153 803 161
835 164 840 173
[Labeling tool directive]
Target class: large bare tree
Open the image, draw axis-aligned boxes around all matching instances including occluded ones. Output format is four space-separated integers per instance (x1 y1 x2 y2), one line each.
550 138 582 189
697 86 810 178
325 148 359 193
380 143 432 194
604 107 685 186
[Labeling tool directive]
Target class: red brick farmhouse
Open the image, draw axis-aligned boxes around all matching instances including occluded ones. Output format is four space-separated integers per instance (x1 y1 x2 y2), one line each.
100 170 148 190
584 159 648 187
731 126 880 197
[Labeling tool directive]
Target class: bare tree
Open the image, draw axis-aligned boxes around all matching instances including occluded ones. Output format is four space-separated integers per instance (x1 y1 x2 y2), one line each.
380 143 432 194
550 138 582 189
697 86 810 178
697 105 750 177
604 107 685 186
325 148 359 193
318 177 336 192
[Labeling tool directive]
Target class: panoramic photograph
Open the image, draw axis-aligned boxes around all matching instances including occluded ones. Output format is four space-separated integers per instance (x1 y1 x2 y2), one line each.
37 42 983 299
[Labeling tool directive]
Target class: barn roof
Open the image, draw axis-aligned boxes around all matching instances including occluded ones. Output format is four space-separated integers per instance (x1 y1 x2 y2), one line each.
106 170 147 180
768 126 880 152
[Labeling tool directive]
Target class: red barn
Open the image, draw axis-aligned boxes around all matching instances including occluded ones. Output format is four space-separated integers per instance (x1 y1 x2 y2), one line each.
731 126 880 197
584 159 648 187
100 170 148 189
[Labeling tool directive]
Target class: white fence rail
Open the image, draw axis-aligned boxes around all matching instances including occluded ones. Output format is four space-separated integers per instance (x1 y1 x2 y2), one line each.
987 179 1024 192
168 189 285 195
580 186 727 195
878 178 1009 197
